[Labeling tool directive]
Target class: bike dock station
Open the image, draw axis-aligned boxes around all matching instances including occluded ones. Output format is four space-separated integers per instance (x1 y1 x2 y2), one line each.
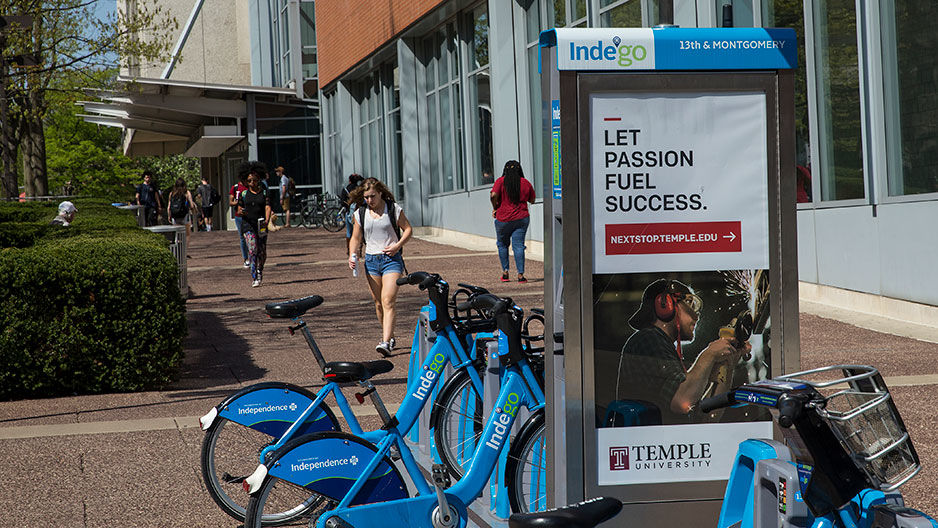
539 26 801 524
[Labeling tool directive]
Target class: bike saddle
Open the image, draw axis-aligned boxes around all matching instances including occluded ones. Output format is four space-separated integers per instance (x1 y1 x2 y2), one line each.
508 497 623 528
265 295 324 319
323 360 394 383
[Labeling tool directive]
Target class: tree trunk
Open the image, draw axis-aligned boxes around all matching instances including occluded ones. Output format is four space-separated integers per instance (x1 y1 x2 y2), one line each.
21 106 46 197
0 59 16 199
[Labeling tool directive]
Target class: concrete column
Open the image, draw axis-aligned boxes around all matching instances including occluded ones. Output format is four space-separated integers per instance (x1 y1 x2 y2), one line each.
398 38 425 227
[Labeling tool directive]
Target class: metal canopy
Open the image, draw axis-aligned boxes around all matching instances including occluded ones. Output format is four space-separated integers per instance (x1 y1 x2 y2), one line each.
80 76 301 158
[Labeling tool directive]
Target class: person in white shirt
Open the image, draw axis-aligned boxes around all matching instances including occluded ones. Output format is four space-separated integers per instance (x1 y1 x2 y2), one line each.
347 177 413 357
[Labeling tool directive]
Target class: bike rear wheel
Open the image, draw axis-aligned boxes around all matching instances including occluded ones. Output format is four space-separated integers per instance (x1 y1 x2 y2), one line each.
201 404 339 524
506 410 548 514
432 368 485 480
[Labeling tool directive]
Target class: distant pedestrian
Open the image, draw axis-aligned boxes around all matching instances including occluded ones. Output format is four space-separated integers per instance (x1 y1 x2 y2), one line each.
339 173 364 255
196 176 220 232
490 160 535 283
50 201 77 226
167 178 196 232
135 170 162 226
276 166 295 228
347 177 413 356
229 171 250 267
237 161 273 287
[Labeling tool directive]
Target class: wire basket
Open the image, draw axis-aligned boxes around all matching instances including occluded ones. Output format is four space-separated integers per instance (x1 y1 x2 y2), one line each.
778 365 920 491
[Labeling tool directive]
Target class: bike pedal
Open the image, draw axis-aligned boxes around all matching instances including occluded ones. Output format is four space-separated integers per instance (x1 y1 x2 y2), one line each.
431 463 451 488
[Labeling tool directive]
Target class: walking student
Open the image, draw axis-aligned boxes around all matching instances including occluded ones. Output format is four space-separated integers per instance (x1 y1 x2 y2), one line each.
229 171 250 267
196 176 220 231
276 166 294 228
135 170 162 226
347 178 413 356
339 173 364 255
237 162 273 287
490 160 535 283
167 178 196 232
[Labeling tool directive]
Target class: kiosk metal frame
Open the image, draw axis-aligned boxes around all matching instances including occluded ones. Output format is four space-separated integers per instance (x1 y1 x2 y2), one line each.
541 28 800 524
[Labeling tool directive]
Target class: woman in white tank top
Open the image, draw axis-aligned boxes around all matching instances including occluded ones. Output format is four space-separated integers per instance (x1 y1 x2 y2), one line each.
347 178 413 356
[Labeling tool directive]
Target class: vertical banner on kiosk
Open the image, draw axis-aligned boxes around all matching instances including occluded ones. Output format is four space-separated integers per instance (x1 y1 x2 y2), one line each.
591 91 774 486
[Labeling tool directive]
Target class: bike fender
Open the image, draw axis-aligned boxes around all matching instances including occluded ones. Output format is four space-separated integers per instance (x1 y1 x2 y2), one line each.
268 432 408 506
213 382 336 438
505 409 545 477
199 407 218 431
244 464 269 495
429 369 473 426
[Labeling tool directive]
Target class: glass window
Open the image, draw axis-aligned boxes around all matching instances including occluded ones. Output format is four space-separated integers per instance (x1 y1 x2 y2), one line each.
881 2 938 196
812 0 864 201
716 0 755 27
300 1 315 46
423 20 467 194
428 92 441 194
468 5 494 187
573 0 588 24
763 1 813 203
551 0 566 28
599 0 642 27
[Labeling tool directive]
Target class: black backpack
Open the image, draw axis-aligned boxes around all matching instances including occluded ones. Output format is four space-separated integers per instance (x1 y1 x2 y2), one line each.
170 194 188 219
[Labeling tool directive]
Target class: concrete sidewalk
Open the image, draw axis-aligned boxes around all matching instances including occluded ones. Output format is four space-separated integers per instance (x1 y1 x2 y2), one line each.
0 227 936 527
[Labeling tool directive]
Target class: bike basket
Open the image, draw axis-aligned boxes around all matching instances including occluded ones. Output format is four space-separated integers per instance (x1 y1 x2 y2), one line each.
778 365 920 491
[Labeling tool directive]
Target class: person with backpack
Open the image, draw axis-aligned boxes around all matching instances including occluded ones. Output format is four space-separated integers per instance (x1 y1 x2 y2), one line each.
347 177 413 356
167 178 196 232
196 176 220 232
237 161 273 288
135 170 162 226
275 166 295 228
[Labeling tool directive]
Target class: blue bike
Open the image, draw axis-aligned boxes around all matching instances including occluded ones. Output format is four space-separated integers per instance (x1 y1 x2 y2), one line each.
199 273 489 525
702 365 937 528
242 293 548 528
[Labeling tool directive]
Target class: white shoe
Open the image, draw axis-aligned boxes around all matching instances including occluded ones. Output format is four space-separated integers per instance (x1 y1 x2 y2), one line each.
389 338 396 350
376 341 391 356
252 279 261 288
244 260 250 268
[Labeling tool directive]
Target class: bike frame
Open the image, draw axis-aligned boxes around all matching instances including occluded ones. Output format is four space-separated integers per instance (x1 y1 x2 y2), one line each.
315 352 546 528
251 319 485 465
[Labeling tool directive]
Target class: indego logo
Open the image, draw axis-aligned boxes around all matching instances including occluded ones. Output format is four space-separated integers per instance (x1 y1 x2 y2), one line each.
412 353 446 401
568 36 648 67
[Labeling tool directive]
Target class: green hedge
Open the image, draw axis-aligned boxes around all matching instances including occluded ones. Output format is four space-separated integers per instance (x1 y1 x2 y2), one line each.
0 199 186 399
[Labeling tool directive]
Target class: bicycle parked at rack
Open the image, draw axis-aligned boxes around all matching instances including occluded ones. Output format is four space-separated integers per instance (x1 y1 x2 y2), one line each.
200 273 496 525
242 293 554 528
297 193 344 231
702 365 937 528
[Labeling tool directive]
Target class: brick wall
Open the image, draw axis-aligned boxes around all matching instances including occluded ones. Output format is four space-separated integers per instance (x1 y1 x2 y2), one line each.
316 0 446 88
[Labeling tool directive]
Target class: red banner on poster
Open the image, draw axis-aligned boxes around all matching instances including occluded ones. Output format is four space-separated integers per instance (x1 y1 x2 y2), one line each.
605 221 742 255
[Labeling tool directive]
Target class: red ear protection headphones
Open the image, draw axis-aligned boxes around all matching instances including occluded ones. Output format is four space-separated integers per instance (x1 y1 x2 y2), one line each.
654 280 687 372
654 281 677 322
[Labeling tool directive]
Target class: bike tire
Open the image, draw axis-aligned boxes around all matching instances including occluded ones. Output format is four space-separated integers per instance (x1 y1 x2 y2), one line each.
431 367 485 480
505 410 547 514
201 404 340 524
322 207 344 232
301 209 316 229
243 431 409 528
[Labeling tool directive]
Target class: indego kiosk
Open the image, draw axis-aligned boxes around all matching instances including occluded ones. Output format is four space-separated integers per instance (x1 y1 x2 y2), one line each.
539 27 800 523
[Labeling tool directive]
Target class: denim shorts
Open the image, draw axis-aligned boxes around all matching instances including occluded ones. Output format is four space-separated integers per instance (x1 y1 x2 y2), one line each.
364 252 404 276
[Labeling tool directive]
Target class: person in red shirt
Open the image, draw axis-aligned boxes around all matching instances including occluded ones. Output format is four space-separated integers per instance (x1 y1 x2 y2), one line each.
489 160 536 283
229 169 250 267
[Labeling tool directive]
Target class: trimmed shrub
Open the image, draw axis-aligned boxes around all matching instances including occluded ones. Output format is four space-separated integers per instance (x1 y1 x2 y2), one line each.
0 199 186 399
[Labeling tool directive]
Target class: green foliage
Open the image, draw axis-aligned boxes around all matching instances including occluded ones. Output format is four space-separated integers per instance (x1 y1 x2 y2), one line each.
136 155 203 192
0 199 186 399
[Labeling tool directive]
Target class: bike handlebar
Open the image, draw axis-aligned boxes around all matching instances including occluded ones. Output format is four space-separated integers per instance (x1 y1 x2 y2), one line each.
396 271 437 289
456 293 508 315
699 391 736 413
457 283 490 295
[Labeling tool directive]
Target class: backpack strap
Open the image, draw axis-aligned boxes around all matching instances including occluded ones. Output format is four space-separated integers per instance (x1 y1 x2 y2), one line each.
358 199 402 240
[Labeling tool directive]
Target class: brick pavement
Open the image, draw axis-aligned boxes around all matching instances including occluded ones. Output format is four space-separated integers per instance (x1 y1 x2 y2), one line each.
0 226 935 527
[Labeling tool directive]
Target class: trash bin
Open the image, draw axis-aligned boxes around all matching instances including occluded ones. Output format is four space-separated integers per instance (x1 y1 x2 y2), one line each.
115 204 146 227
144 225 187 297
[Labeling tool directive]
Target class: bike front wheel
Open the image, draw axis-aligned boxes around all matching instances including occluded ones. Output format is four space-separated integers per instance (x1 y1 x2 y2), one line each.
322 207 344 232
201 404 339 524
432 367 485 480
505 410 548 514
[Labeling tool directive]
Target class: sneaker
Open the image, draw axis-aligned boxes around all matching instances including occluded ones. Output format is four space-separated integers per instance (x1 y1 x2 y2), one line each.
518 275 528 283
376 341 391 357
252 279 261 288
500 272 510 282
243 260 250 268
389 337 396 350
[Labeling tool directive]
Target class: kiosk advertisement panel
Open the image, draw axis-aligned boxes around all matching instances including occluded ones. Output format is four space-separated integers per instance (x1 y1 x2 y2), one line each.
592 91 774 486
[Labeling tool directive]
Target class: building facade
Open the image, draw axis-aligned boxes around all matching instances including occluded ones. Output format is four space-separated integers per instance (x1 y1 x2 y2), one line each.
315 0 938 311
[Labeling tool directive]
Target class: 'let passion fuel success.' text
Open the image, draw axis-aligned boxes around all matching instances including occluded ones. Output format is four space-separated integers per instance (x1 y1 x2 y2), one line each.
602 128 703 213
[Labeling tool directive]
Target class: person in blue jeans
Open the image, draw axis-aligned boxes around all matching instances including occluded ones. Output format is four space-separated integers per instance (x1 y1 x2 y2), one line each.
347 178 413 356
229 171 250 267
490 160 536 282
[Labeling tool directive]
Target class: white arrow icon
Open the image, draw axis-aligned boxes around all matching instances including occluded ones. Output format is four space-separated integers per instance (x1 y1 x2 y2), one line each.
723 232 737 242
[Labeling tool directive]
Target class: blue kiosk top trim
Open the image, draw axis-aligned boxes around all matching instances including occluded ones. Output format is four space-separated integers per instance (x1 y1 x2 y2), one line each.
539 27 796 71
